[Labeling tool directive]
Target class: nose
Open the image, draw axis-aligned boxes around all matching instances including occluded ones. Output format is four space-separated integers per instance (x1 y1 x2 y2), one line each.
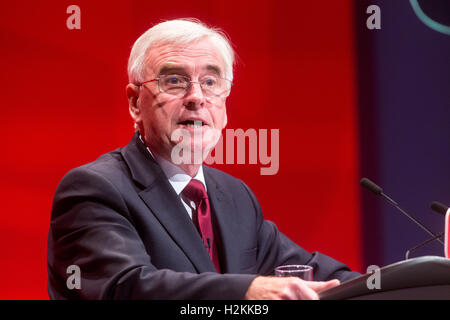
184 81 205 110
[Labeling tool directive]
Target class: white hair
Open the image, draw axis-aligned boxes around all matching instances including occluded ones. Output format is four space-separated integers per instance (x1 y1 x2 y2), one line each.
127 18 235 84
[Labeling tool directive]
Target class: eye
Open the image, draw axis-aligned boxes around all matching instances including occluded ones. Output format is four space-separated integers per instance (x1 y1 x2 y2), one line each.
168 76 181 84
201 76 218 87
163 75 188 86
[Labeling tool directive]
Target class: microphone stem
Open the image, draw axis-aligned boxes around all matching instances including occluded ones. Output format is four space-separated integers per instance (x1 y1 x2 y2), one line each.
405 232 444 259
385 195 445 245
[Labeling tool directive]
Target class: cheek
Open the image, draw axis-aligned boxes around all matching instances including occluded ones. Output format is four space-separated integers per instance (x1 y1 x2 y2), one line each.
222 111 228 128
216 108 227 130
148 110 173 136
145 98 179 127
210 101 227 129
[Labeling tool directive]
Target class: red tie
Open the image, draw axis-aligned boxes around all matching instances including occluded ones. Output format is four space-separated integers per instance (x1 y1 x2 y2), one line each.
182 179 221 273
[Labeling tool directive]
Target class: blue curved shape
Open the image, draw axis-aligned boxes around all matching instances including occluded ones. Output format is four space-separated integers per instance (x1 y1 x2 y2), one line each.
409 0 450 35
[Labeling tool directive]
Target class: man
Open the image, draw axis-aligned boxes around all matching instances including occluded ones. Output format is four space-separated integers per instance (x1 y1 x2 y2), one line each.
47 18 359 300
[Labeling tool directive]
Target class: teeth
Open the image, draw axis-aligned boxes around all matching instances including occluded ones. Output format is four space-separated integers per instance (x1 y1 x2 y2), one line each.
186 122 203 128
182 120 203 128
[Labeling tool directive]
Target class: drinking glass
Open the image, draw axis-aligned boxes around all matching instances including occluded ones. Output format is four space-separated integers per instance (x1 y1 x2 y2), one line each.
274 265 313 280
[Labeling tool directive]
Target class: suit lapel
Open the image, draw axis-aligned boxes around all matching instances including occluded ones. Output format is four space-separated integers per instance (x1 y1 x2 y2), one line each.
121 134 216 273
139 180 216 273
204 168 243 274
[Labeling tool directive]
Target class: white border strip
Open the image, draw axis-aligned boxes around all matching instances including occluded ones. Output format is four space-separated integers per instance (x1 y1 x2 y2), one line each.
446 209 449 258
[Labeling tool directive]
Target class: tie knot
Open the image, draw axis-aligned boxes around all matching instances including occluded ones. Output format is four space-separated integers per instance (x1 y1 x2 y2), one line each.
182 179 208 204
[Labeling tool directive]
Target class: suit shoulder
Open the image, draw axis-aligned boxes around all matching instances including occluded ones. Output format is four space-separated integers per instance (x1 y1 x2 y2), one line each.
84 148 125 174
55 148 129 195
63 148 125 180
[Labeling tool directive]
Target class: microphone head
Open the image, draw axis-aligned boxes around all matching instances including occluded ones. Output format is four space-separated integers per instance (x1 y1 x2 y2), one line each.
430 201 449 215
360 177 383 195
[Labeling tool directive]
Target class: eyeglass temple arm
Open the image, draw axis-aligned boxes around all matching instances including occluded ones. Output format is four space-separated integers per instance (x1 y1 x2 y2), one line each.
139 79 158 86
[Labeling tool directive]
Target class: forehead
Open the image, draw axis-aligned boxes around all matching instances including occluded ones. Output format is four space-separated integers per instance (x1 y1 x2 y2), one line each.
145 39 225 77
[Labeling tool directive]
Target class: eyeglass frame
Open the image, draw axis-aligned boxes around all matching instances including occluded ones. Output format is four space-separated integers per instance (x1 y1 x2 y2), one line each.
138 74 234 98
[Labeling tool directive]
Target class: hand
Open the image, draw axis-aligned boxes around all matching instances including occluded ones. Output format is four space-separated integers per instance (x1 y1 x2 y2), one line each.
244 276 340 300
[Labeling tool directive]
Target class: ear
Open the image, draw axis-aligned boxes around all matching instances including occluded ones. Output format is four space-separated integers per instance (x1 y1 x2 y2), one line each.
126 84 141 125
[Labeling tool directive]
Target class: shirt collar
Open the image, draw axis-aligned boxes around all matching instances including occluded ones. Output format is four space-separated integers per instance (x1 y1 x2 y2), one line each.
138 134 207 195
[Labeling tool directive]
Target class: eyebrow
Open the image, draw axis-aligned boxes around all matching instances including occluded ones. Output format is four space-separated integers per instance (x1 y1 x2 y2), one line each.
205 64 222 77
157 64 223 77
158 65 188 76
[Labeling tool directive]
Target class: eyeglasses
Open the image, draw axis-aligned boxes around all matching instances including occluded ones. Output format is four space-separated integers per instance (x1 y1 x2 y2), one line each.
139 74 233 98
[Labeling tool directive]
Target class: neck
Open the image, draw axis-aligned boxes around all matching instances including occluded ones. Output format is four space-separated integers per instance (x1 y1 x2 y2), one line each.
176 163 201 177
140 134 202 177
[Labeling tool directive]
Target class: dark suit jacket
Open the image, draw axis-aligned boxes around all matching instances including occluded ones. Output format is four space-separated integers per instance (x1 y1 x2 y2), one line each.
47 133 359 299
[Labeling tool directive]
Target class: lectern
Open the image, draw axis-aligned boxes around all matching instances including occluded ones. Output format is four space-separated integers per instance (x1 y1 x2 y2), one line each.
319 256 450 300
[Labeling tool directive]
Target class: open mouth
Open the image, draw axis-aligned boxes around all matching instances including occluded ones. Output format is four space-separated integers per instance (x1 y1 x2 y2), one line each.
178 119 207 128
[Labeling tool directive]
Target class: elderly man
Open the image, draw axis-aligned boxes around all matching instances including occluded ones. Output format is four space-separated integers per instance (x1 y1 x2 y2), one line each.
47 18 359 300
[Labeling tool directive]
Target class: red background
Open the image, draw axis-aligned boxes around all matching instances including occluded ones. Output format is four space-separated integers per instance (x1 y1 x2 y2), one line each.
0 0 361 299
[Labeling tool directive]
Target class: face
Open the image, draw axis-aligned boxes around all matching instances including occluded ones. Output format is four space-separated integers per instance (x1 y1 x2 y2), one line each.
127 38 228 165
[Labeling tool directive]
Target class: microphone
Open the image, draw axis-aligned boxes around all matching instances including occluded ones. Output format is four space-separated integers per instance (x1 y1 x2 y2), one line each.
360 178 444 245
430 201 450 216
360 178 399 206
